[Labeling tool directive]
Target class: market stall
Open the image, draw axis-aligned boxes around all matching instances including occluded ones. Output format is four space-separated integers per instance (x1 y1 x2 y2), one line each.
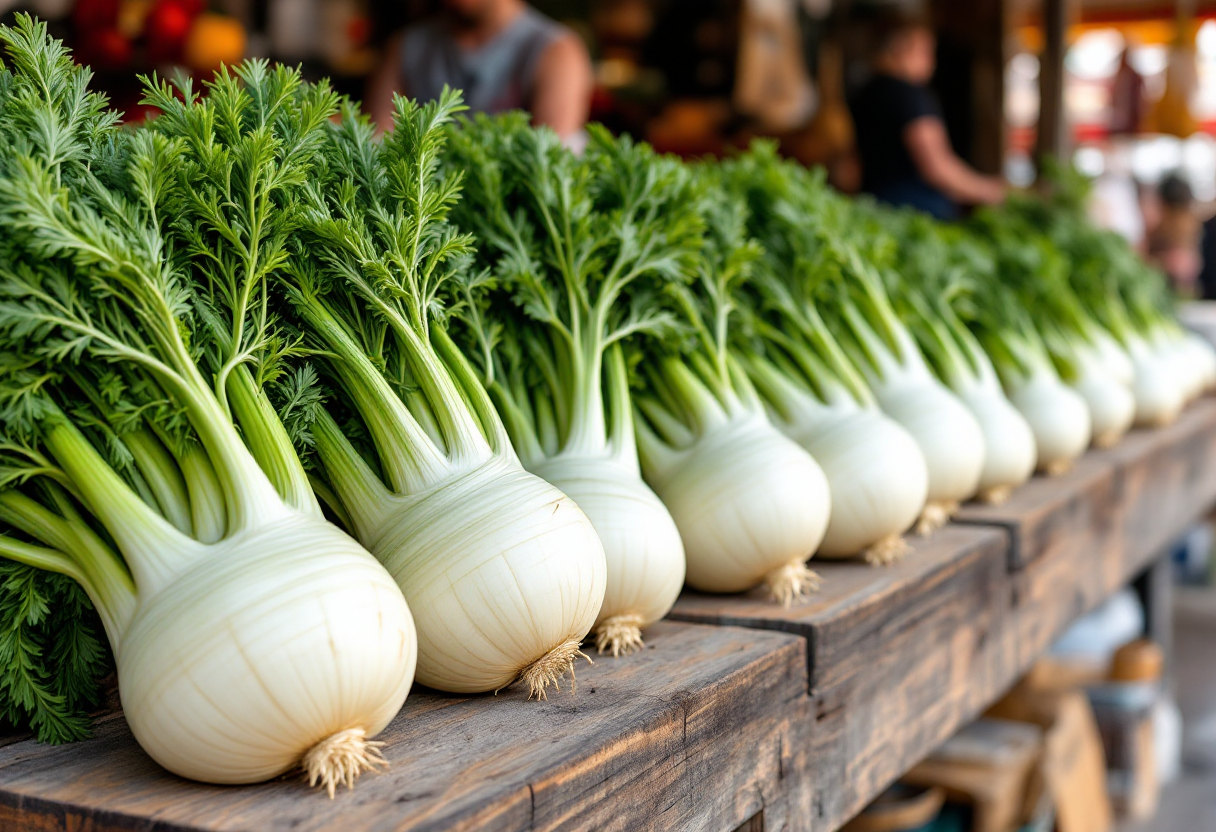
1 2 1215 830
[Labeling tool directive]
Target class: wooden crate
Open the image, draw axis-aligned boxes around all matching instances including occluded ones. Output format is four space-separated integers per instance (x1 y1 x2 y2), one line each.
0 621 811 832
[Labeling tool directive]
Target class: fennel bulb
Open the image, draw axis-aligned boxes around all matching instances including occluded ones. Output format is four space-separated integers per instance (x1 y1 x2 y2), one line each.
445 120 689 656
843 304 985 531
1006 368 1092 474
874 216 1036 508
1128 333 1186 427
954 384 1037 504
530 454 685 654
635 188 830 604
1091 326 1136 387
745 343 926 564
0 33 415 793
772 396 925 562
638 373 830 601
1070 347 1135 448
285 96 606 696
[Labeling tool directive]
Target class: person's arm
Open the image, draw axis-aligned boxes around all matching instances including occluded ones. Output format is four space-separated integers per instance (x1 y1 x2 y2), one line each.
904 116 1006 205
366 33 404 131
530 32 592 141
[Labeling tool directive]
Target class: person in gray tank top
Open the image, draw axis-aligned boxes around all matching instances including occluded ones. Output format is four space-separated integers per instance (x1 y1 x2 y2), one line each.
368 0 592 145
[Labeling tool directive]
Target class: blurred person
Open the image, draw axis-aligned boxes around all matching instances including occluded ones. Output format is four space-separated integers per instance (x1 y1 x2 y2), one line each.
848 9 1005 219
1109 47 1146 136
1148 174 1202 296
1198 210 1216 300
367 0 592 145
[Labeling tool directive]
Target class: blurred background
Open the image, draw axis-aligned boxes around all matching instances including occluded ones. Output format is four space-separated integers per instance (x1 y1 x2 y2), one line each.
11 0 1216 298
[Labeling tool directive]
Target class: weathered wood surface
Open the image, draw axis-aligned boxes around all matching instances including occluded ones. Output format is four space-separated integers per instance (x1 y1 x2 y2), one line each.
0 621 812 832
670 526 1016 832
956 397 1216 665
957 397 1216 571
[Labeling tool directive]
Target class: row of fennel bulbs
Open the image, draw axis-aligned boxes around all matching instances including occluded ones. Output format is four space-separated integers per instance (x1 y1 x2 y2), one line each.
0 19 816 794
2 16 1211 796
767 151 1214 505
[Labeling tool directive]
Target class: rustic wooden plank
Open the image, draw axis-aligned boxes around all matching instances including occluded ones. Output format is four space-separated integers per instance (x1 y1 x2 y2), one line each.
670 525 1017 832
957 397 1216 571
957 397 1216 666
954 454 1117 571
0 621 811 832
1102 398 1216 572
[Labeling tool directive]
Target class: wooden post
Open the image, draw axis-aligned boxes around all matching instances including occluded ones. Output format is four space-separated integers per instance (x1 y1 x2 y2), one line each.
930 0 1006 174
971 0 1007 175
1037 0 1071 163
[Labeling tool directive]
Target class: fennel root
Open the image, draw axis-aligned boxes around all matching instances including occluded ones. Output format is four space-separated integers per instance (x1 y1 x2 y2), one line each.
765 559 821 607
595 613 647 658
862 533 909 567
978 484 1014 506
915 500 958 536
1043 458 1074 477
304 727 388 799
519 639 592 700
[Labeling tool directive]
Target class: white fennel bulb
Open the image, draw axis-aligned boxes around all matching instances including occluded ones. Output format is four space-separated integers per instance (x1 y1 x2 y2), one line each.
1156 332 1201 402
1 419 417 792
530 456 685 655
1128 333 1186 427
1070 345 1135 448
444 124 692 657
639 388 830 600
955 384 1037 503
783 407 925 562
896 288 1035 507
747 350 926 564
119 510 415 786
304 309 605 698
1090 325 1136 387
1180 331 1216 391
633 168 829 604
1006 367 1092 474
293 96 606 697
876 378 986 522
0 42 416 795
1168 330 1216 400
832 282 985 532
1184 331 1216 391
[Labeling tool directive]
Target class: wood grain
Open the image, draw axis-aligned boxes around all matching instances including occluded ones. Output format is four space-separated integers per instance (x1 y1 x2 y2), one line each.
670 526 1017 832
0 621 811 832
957 397 1216 665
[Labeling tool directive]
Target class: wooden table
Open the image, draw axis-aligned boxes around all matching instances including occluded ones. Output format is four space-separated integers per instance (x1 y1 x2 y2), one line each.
0 622 810 832
4 398 1216 832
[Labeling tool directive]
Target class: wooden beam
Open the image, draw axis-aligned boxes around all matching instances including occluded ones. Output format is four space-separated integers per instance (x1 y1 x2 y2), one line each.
931 0 1007 173
671 526 1018 831
1037 0 1072 161
956 398 1216 665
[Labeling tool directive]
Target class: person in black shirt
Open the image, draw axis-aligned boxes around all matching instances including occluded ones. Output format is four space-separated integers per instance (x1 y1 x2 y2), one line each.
848 11 1005 219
